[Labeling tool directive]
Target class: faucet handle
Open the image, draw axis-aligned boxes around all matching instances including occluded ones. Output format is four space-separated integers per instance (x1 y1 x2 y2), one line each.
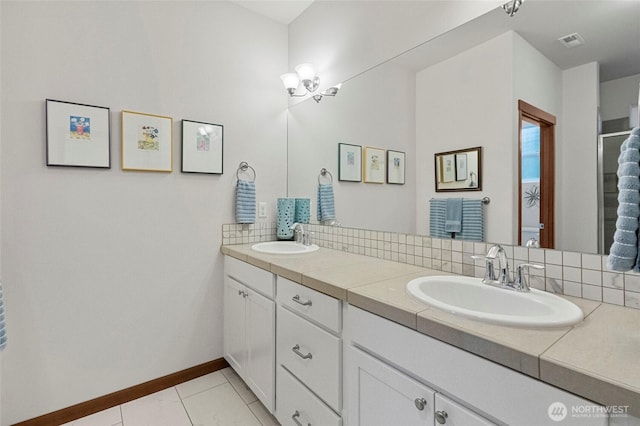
470 255 497 282
514 263 544 292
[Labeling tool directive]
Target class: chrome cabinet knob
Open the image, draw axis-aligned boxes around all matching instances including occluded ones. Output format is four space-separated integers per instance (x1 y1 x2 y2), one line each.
414 397 427 411
435 410 449 424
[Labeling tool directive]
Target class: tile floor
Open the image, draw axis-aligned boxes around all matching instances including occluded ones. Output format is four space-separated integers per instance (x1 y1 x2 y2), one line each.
61 367 280 426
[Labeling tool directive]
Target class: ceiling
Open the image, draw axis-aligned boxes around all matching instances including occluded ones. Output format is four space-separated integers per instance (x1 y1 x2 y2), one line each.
234 0 640 82
231 0 314 24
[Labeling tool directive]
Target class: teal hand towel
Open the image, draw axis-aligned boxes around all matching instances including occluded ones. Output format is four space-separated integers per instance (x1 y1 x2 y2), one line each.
236 179 256 224
445 198 463 233
317 183 336 221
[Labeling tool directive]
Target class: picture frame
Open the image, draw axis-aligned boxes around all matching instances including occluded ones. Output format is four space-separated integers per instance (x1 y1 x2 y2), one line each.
386 150 405 185
121 110 173 172
434 146 482 192
46 99 111 168
363 146 386 184
338 143 362 182
181 119 224 174
440 154 455 183
455 153 467 181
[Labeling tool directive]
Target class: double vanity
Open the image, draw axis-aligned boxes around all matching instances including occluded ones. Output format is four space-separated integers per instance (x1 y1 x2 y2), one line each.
221 241 640 425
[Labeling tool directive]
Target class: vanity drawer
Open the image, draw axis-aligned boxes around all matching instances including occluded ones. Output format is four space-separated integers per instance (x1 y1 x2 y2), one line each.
277 305 341 411
276 366 342 426
277 276 341 333
224 256 274 298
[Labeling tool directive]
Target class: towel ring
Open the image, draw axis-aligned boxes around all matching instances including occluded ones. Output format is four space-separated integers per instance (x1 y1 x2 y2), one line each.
236 161 256 182
318 168 333 184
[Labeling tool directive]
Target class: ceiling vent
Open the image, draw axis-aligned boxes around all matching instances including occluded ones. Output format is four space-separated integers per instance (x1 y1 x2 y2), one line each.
558 32 585 48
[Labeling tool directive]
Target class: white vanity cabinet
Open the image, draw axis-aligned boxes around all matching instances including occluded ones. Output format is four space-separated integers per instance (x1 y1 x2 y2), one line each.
275 276 343 426
223 256 276 413
344 305 608 426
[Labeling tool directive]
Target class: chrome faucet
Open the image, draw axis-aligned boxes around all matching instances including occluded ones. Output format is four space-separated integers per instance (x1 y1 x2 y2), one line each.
289 223 312 246
485 244 510 287
290 222 305 244
479 244 544 292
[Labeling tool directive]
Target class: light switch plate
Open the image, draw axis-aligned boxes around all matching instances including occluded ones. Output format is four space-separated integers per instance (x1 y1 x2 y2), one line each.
258 202 267 218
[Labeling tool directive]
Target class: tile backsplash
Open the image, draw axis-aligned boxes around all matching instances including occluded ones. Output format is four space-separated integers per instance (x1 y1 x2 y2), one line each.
222 222 639 310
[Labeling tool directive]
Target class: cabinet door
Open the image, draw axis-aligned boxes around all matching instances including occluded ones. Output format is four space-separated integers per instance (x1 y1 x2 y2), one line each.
246 287 276 412
345 346 434 426
434 394 497 426
224 276 247 375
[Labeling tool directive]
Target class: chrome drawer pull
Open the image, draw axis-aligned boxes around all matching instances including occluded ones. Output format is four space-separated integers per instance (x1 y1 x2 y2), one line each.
292 410 311 426
414 397 427 411
292 294 312 306
292 344 313 359
435 410 449 424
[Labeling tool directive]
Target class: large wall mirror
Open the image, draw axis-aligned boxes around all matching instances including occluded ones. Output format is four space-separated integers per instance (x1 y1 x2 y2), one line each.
287 1 640 254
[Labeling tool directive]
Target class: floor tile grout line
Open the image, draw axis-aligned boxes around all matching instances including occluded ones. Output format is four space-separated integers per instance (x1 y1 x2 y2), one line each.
177 376 233 402
175 385 196 426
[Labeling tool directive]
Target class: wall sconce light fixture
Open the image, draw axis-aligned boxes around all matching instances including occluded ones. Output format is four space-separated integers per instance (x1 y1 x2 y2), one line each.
502 0 523 16
280 63 341 103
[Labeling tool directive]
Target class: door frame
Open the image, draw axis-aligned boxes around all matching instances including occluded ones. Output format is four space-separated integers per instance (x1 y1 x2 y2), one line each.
518 100 556 248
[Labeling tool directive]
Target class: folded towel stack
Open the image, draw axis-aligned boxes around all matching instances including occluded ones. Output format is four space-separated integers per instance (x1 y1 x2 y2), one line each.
236 179 256 224
608 127 640 271
0 282 7 350
317 183 336 222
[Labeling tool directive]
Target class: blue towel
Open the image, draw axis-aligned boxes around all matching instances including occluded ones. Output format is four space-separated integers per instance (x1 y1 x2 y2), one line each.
445 198 463 233
430 198 485 241
455 199 484 242
429 199 450 238
236 179 256 224
0 282 6 351
317 183 336 221
608 127 640 271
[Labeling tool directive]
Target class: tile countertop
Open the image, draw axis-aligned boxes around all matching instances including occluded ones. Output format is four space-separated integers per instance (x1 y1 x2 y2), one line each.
221 244 640 416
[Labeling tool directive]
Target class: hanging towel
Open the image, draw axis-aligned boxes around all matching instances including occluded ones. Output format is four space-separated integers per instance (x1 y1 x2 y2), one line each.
236 179 256 224
445 198 463 233
317 183 336 221
455 199 485 242
0 282 7 351
608 127 640 272
429 199 450 238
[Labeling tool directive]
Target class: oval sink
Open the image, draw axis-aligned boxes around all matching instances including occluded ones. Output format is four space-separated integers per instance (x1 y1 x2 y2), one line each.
251 241 319 255
407 275 584 328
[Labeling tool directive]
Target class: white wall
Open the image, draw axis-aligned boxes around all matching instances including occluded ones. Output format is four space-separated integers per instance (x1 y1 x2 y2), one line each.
600 73 640 122
0 2 287 424
288 1 500 97
561 62 599 253
417 32 514 243
287 60 416 233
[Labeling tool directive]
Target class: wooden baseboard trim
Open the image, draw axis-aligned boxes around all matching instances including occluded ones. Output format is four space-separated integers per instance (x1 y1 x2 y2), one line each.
13 358 229 426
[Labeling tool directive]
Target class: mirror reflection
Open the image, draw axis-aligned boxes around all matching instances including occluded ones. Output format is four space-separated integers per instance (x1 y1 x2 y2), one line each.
434 147 482 192
287 1 640 254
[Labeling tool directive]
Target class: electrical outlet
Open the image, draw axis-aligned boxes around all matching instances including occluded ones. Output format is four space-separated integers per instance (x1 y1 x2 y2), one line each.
258 202 267 218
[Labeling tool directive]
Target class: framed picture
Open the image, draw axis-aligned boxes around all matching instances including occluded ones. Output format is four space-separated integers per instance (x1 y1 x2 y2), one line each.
435 146 482 192
439 154 455 183
181 120 223 174
121 110 173 172
455 153 467 181
387 150 405 184
338 143 362 182
46 99 111 168
363 146 386 183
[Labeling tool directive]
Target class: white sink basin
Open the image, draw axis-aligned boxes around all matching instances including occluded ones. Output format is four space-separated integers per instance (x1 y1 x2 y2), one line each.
406 275 584 328
251 241 319 255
